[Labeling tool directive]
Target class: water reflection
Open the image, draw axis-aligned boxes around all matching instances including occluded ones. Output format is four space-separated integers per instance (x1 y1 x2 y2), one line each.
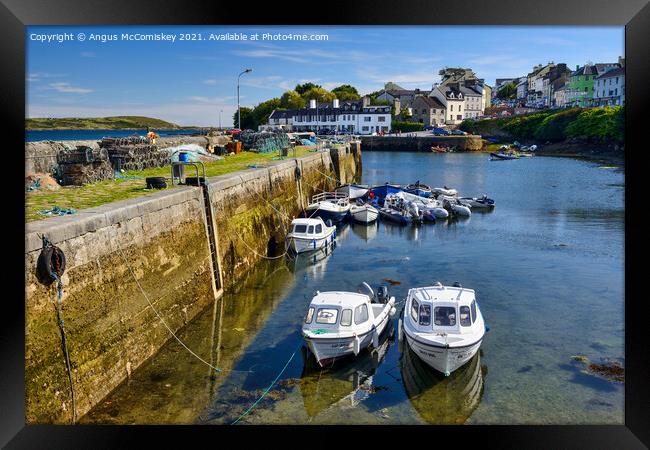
285 246 334 282
298 323 394 418
350 221 378 242
401 347 486 424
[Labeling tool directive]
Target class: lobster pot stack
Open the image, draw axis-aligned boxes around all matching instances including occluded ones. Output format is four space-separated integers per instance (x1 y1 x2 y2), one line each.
56 146 114 186
100 137 170 172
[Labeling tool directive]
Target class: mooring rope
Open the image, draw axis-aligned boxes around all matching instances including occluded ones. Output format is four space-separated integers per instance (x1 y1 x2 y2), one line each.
51 273 76 424
235 233 289 260
116 245 224 374
231 342 302 425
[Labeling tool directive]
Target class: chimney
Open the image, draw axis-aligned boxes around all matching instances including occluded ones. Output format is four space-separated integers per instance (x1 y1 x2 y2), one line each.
394 98 401 114
309 99 316 109
333 98 339 108
362 96 370 107
576 65 579 71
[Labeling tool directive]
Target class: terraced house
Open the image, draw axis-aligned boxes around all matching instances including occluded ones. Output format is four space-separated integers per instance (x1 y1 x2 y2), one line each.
593 67 625 106
565 61 621 107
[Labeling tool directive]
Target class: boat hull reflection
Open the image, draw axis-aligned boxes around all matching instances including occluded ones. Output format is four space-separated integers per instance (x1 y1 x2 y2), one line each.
401 346 486 424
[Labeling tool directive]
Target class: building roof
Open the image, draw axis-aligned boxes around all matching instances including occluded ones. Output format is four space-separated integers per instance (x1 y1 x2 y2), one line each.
595 67 625 79
572 65 599 76
414 96 445 109
268 109 297 119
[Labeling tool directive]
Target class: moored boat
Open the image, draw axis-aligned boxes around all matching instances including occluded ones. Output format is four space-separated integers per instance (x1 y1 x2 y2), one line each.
285 217 337 254
349 202 379 224
400 282 486 376
439 196 472 217
335 184 369 200
302 283 396 367
368 183 404 206
458 195 495 209
405 181 433 198
490 152 518 160
432 186 458 197
305 192 351 223
387 192 448 219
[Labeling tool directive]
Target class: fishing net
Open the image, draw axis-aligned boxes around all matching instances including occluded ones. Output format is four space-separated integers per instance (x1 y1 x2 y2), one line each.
240 130 291 153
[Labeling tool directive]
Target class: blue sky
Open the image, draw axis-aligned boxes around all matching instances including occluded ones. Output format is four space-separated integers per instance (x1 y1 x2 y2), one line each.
26 26 623 126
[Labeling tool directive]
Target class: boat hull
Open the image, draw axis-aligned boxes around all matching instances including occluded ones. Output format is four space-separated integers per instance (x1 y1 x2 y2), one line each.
405 188 432 198
379 208 411 224
350 205 379 223
490 152 518 160
405 332 482 376
336 184 369 200
304 311 391 367
286 228 336 254
306 205 349 223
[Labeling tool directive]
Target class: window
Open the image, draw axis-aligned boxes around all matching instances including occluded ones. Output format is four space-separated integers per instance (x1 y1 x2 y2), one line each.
340 309 352 326
378 116 386 122
315 224 322 233
364 116 371 122
305 307 314 324
434 306 456 326
450 105 454 112
294 224 307 233
307 225 314 234
419 304 431 326
316 308 338 324
354 304 369 325
410 299 419 322
471 300 477 323
460 306 471 326
362 126 369 131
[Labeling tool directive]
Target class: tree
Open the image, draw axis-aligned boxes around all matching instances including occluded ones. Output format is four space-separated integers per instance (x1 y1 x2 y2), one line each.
280 90 306 109
331 84 360 101
252 98 283 128
302 87 336 103
294 82 321 96
233 107 255 130
497 82 517 100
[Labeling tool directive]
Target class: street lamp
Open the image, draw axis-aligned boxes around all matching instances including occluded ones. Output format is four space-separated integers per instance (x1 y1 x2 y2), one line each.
219 109 223 130
237 68 252 130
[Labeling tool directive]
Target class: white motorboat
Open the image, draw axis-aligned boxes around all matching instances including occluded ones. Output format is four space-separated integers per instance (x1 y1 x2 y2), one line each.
305 192 351 223
400 282 486 376
335 184 369 200
349 202 379 224
439 196 472 217
285 217 337 254
432 186 458 197
302 283 396 367
387 192 449 219
458 195 495 209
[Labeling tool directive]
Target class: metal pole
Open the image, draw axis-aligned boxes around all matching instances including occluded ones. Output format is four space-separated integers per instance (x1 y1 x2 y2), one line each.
237 69 252 131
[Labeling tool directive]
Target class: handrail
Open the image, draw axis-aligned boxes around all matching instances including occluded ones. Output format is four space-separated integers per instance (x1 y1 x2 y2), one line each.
310 191 349 203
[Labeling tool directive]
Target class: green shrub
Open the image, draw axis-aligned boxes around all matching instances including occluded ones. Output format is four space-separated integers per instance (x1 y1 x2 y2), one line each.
391 121 424 132
533 108 582 142
565 106 623 142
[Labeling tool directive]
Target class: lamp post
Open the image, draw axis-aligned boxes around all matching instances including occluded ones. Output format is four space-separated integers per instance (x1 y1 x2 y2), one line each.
219 109 223 130
237 68 252 130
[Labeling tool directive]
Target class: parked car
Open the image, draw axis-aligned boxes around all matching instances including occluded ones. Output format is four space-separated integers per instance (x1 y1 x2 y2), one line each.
432 127 451 136
226 128 242 135
423 125 434 131
451 130 467 135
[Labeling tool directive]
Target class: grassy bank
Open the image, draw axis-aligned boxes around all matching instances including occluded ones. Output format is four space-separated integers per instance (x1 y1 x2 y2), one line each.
26 147 313 222
460 106 624 143
26 116 182 130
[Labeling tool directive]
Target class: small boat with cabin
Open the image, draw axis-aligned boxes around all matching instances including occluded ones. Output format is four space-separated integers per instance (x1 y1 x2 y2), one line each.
305 192 351 223
285 217 337 254
302 283 396 367
368 183 404 206
400 282 486 376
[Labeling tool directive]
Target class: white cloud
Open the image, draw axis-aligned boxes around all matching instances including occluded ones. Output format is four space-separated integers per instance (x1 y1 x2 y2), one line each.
48 82 93 94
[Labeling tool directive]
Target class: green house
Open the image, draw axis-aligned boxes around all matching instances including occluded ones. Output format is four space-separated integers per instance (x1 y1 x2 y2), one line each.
566 65 599 107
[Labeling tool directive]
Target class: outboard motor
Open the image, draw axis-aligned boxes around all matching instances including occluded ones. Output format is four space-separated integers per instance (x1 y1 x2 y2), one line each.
357 282 375 300
376 285 389 304
408 201 420 219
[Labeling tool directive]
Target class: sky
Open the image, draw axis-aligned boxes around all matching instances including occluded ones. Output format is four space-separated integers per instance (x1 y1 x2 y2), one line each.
26 25 624 127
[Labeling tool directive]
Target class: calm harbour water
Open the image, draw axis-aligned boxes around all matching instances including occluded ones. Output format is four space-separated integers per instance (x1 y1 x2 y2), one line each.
82 152 625 425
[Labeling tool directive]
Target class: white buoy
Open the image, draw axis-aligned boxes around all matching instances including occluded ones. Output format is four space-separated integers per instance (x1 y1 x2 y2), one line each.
397 318 404 353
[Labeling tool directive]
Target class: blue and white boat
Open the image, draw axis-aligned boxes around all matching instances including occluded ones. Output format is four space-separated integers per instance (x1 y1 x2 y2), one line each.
285 217 337 254
305 192 351 223
368 183 404 206
405 181 433 198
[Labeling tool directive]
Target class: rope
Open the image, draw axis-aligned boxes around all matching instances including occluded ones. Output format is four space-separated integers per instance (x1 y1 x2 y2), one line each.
52 272 76 424
231 342 301 425
235 233 289 260
116 245 223 374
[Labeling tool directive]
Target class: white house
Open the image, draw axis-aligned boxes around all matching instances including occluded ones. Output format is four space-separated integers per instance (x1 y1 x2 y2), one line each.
276 98 391 135
260 109 295 131
430 84 465 125
593 67 625 106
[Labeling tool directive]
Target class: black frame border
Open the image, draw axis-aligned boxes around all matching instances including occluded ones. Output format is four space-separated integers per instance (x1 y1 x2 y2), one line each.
2 0 648 447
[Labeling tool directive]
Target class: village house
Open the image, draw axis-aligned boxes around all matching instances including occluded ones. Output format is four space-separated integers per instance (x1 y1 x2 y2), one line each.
593 67 625 106
410 96 446 127
553 85 568 108
566 60 622 107
262 97 391 135
541 64 571 107
526 63 558 107
430 83 466 125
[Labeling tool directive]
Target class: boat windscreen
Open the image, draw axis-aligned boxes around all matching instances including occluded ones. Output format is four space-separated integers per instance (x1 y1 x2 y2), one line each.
316 308 338 325
460 305 471 326
434 306 457 326
294 224 308 233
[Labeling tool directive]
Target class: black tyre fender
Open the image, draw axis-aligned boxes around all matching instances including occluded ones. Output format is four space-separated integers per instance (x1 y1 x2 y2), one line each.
37 245 66 285
146 177 167 189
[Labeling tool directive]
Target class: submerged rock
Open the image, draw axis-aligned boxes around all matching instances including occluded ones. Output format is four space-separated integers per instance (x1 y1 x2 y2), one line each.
570 355 624 382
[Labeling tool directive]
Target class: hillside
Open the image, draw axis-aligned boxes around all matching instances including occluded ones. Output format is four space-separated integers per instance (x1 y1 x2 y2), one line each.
26 116 181 130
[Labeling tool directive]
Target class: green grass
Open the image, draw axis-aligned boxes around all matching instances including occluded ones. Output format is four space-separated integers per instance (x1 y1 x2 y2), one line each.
26 147 313 222
26 116 182 130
